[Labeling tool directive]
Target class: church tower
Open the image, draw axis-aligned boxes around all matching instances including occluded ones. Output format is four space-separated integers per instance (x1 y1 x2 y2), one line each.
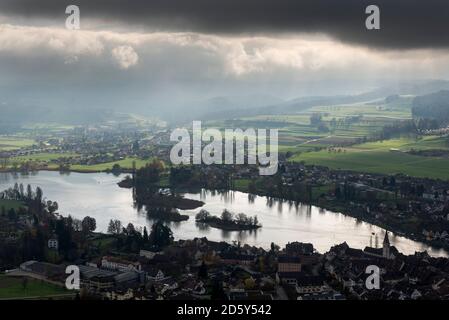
383 231 390 259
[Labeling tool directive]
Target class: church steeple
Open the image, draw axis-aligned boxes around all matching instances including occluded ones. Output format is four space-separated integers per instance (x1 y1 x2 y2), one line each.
383 231 390 258
383 231 390 246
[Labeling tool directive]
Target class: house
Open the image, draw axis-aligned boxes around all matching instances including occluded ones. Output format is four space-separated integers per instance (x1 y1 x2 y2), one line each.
19 261 65 280
276 272 302 285
48 239 59 250
114 271 142 287
278 256 302 273
276 271 329 296
139 249 162 260
298 291 345 300
101 256 142 272
294 275 329 295
78 265 117 291
220 253 255 265
145 268 168 283
160 278 179 293
105 288 135 300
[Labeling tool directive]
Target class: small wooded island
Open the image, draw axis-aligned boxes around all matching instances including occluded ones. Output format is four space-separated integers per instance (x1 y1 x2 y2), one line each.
195 209 261 231
118 174 204 211
146 207 189 222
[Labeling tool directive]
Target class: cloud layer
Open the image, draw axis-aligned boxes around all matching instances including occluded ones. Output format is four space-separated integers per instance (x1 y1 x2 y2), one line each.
0 0 448 49
3 23 448 81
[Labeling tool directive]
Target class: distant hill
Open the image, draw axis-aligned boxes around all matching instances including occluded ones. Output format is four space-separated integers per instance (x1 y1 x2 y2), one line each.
4 79 449 126
165 94 285 123
412 90 449 122
191 80 449 121
0 103 114 126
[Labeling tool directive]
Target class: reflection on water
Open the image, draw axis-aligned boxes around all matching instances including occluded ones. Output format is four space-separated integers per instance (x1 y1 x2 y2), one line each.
0 171 447 257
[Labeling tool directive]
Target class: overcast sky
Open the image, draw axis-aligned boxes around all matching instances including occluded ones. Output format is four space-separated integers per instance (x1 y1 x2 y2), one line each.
1 0 449 116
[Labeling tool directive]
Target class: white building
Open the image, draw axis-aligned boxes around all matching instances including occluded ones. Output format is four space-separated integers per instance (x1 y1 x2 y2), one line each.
48 239 59 250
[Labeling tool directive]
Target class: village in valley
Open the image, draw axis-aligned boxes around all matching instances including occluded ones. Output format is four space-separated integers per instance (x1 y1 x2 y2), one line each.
2 102 449 300
7 230 449 300
1 151 449 300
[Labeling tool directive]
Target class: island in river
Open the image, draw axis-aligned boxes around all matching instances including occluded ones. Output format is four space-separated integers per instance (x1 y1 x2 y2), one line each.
195 209 261 231
146 207 190 222
118 176 204 211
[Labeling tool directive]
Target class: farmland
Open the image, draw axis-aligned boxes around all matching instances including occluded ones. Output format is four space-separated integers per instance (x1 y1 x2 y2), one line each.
70 157 159 172
291 136 449 180
207 96 413 153
0 274 68 299
11 152 79 163
0 136 35 151
204 96 449 180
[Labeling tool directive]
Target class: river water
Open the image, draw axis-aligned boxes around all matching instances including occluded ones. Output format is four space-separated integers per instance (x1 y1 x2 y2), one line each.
0 171 446 257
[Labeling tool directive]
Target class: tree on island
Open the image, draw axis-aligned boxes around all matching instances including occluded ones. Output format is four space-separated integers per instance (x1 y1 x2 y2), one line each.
196 209 211 221
236 213 248 224
196 209 261 229
253 215 259 226
221 209 233 222
136 159 164 185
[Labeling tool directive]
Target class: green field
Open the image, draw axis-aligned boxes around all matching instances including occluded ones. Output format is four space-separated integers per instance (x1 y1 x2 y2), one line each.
6 152 158 172
11 152 79 163
291 136 449 179
234 178 251 191
0 137 35 151
91 235 116 250
71 157 158 172
0 275 67 299
208 96 413 153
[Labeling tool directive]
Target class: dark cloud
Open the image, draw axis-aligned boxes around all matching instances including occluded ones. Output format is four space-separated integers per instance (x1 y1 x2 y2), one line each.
0 0 448 49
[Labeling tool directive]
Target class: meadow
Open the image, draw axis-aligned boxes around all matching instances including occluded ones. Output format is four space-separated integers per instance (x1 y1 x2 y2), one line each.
207 97 449 179
211 96 414 153
0 275 68 299
70 157 158 172
11 152 79 163
0 136 35 151
291 136 449 180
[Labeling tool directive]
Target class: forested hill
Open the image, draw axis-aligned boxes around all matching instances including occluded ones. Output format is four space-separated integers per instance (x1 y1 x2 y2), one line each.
412 90 449 123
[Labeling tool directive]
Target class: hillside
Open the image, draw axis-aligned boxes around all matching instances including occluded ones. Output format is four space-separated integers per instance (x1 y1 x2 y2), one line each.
412 90 449 123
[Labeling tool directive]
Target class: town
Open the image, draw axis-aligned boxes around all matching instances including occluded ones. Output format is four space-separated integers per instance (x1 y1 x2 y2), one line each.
1 175 449 300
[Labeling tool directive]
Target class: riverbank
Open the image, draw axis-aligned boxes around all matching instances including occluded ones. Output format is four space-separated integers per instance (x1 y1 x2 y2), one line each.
1 170 446 257
197 220 261 231
231 184 449 253
0 166 135 175
313 199 449 252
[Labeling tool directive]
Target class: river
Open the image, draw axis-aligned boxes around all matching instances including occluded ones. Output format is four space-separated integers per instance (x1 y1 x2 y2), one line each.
0 171 447 257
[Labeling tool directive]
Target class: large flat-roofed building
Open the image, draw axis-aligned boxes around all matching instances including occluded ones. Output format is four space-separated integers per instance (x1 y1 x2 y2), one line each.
278 256 302 273
78 265 117 291
20 260 66 281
